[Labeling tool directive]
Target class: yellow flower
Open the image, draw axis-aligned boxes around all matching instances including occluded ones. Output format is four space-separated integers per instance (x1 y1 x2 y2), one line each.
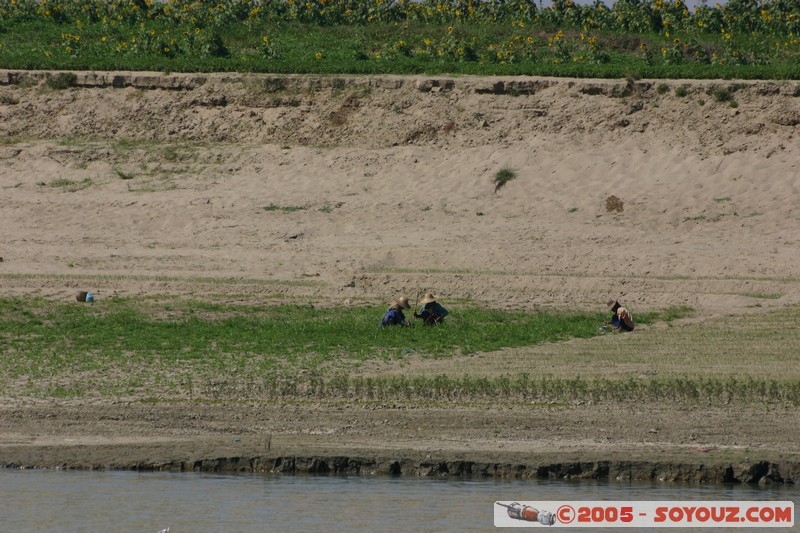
101 36 107 42
315 52 323 60
725 33 731 39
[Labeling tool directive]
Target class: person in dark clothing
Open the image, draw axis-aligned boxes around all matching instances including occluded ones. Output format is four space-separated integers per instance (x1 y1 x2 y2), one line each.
414 292 449 325
379 296 411 327
606 299 635 332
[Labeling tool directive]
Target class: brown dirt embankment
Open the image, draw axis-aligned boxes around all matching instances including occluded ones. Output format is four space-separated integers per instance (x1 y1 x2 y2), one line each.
2 401 800 485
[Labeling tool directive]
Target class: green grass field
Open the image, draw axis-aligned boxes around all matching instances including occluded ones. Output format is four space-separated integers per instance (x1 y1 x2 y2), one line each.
2 294 797 406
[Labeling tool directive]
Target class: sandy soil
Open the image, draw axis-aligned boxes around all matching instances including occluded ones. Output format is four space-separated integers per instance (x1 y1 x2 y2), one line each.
1 70 799 481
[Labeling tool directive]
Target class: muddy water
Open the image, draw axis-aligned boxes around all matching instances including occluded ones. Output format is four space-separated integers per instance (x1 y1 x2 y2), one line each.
0 470 795 532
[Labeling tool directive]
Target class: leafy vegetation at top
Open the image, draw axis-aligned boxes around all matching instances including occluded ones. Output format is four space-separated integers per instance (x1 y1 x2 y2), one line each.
0 0 799 79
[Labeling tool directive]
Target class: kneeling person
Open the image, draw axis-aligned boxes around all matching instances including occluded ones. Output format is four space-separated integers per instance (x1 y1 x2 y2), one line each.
380 296 411 327
607 299 634 332
415 292 449 325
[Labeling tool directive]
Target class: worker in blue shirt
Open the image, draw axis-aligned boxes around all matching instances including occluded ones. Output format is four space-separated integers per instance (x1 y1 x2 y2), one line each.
379 296 411 327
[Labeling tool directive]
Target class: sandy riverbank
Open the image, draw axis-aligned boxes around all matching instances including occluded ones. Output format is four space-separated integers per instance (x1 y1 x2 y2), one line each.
1 71 799 482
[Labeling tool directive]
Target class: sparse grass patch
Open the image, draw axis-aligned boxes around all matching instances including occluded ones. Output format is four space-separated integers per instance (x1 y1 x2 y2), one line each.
39 177 93 192
738 292 781 300
684 214 707 222
263 203 307 212
161 145 191 163
493 166 517 193
712 89 730 102
711 86 742 106
113 168 135 180
674 86 689 97
112 138 155 153
0 136 25 145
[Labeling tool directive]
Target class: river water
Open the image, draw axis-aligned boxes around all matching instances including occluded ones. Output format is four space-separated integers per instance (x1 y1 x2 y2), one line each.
0 470 795 532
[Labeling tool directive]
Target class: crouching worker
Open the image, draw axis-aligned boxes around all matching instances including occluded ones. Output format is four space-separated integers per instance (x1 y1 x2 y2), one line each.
414 292 449 325
380 296 411 327
606 299 635 332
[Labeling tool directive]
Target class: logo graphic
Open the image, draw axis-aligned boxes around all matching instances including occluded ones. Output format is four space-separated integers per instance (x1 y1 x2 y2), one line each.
496 502 556 526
